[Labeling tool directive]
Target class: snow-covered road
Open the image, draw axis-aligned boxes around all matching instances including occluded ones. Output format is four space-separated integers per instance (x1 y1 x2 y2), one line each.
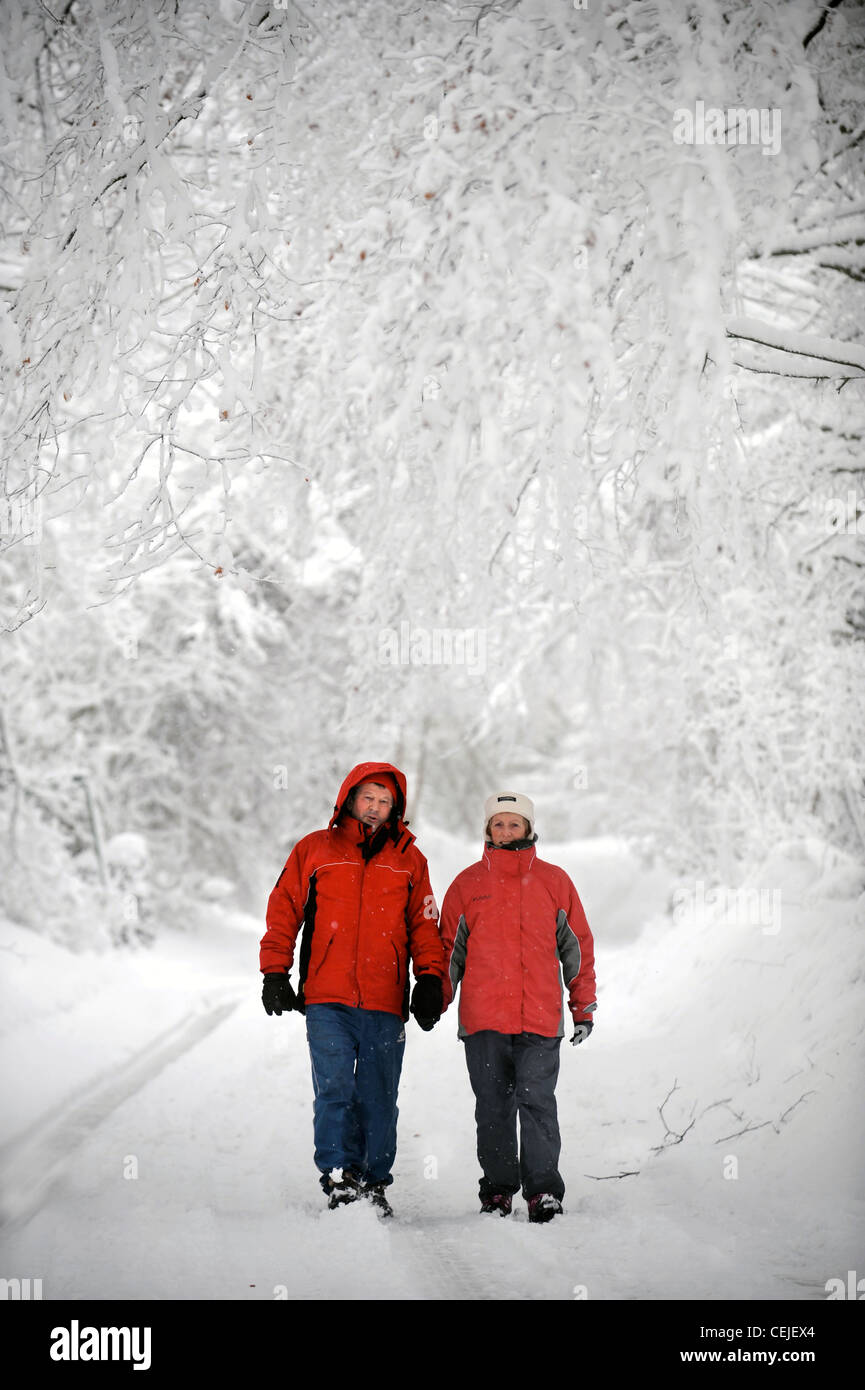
1 833 863 1301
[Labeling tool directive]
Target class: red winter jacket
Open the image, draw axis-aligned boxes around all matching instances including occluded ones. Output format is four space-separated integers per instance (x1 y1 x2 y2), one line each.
260 762 445 1020
439 843 597 1038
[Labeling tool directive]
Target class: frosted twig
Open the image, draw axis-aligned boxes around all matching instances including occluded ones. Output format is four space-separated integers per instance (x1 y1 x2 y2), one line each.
651 1080 697 1151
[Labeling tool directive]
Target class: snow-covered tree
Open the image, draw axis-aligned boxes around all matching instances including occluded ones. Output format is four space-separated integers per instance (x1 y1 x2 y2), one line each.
1 0 863 941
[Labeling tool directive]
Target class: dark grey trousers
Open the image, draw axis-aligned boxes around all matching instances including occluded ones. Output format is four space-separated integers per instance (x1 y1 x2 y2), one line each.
463 1030 564 1201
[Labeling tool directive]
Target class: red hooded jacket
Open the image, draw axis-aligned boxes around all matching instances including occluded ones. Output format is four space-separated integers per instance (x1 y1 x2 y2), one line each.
260 762 445 1020
440 842 597 1038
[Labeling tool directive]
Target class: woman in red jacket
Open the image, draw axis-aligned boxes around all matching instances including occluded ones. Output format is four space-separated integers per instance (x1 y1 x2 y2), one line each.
439 791 597 1222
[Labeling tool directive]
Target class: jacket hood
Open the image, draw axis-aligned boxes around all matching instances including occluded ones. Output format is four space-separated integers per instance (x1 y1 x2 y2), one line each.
329 761 408 829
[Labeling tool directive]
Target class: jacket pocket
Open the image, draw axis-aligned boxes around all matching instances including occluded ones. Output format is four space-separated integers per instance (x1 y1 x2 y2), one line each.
312 934 336 979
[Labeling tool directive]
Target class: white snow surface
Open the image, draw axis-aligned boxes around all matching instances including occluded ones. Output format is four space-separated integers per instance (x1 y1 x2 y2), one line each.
0 831 863 1302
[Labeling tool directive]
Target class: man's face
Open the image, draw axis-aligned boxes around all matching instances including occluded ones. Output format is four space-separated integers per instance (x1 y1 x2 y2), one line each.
488 814 530 846
350 781 395 830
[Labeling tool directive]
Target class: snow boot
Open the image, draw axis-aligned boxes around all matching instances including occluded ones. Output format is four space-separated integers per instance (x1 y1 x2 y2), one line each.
321 1168 361 1210
361 1182 394 1218
480 1192 513 1216
527 1193 563 1224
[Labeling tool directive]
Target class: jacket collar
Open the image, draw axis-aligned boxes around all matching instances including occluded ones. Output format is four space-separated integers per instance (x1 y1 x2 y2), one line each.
482 842 537 873
332 813 415 860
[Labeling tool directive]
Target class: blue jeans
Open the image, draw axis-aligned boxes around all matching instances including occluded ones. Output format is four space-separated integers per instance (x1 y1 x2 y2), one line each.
305 1004 406 1186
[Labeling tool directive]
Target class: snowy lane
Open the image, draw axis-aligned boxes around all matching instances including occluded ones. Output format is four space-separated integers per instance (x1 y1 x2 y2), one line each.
1 840 862 1301
2 973 854 1303
0 991 593 1300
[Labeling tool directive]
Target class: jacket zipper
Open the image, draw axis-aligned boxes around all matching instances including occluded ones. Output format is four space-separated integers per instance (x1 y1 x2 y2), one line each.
355 857 368 1008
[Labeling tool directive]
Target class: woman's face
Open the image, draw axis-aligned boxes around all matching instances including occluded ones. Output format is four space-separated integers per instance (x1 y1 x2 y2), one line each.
488 814 530 846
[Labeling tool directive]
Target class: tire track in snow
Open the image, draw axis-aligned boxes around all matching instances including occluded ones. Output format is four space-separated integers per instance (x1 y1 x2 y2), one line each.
386 1224 479 1299
0 993 242 1232
393 1211 525 1300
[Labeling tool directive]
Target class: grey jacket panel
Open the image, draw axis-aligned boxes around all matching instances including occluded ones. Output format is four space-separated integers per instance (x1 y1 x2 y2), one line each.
555 907 582 985
448 912 471 1038
555 907 598 1036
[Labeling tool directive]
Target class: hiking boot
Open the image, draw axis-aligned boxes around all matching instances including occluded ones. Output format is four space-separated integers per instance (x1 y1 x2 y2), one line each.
361 1182 394 1218
527 1193 563 1223
321 1167 361 1209
480 1192 513 1216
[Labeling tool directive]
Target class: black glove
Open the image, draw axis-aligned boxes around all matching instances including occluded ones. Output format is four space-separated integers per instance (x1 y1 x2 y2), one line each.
409 974 443 1031
570 1019 594 1046
262 973 297 1016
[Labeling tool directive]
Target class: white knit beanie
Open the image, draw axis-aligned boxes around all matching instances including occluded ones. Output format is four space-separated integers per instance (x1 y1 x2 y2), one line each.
484 791 535 838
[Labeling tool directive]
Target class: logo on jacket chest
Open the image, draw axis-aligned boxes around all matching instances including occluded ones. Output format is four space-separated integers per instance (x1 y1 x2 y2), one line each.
470 893 492 903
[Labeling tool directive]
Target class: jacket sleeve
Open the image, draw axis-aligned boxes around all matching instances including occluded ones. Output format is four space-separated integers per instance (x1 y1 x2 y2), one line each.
438 877 468 1012
555 871 597 1024
259 839 311 976
405 851 447 982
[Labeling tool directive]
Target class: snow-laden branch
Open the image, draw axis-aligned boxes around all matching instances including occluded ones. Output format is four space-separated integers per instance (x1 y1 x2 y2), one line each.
726 316 865 378
753 217 865 259
59 79 209 253
802 0 845 50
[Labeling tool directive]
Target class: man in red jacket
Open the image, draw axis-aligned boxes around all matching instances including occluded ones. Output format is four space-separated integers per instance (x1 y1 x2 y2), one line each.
439 791 597 1222
260 762 445 1217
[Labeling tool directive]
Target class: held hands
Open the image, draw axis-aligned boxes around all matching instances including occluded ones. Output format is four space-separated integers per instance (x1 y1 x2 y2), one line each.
570 1020 594 1047
409 973 443 1031
262 973 298 1016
